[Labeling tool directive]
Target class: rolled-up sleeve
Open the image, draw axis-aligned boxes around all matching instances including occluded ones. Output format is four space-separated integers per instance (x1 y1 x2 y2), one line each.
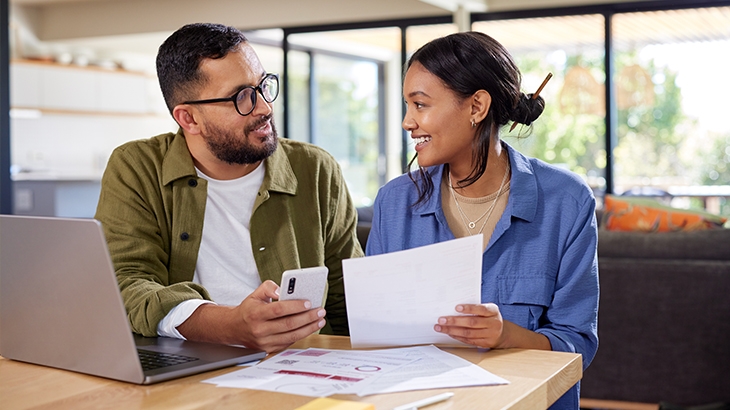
536 196 599 369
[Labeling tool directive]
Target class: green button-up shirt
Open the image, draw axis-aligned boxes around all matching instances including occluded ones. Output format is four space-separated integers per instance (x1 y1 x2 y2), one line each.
95 129 363 337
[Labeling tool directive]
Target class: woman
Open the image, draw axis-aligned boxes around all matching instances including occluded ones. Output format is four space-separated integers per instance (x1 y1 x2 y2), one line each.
365 32 598 409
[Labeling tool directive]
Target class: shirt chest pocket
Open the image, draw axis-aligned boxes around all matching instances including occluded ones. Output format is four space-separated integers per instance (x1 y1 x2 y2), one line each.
497 274 555 331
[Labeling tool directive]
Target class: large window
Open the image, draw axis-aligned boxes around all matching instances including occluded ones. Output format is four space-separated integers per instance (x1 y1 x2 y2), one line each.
284 49 310 144
312 53 381 205
612 7 730 214
286 28 400 207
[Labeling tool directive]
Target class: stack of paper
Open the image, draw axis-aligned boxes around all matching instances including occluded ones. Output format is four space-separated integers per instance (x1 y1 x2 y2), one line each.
203 345 509 397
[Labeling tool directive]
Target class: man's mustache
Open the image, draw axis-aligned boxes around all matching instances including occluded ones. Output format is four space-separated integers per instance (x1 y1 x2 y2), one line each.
245 114 274 134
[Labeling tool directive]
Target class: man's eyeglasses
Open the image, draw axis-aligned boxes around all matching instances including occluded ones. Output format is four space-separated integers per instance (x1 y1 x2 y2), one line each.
182 73 279 116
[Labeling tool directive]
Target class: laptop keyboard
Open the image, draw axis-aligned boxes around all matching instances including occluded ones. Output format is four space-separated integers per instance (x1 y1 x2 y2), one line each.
137 349 199 371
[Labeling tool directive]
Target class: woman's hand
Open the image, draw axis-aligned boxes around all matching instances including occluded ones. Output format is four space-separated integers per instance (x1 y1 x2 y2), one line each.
434 303 551 350
434 303 506 348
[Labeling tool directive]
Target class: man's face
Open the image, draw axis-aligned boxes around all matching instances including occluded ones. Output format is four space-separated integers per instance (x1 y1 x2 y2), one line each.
193 43 278 165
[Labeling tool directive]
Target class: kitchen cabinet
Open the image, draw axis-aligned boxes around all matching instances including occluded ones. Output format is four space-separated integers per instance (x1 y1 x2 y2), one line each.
10 60 154 114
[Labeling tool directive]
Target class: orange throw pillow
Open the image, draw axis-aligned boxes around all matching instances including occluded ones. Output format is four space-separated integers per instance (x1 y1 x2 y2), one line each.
603 195 727 232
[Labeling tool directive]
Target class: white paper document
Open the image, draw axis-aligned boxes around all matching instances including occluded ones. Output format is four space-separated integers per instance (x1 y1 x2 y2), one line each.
342 235 483 347
204 348 415 397
348 345 509 396
202 345 509 397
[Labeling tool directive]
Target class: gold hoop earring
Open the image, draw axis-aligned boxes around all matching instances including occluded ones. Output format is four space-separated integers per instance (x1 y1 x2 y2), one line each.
471 119 476 128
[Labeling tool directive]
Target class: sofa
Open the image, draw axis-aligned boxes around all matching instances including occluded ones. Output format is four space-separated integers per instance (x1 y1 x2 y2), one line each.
355 206 730 407
581 227 730 407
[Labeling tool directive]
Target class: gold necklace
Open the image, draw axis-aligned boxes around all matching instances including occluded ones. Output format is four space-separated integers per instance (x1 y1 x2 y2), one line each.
448 160 510 234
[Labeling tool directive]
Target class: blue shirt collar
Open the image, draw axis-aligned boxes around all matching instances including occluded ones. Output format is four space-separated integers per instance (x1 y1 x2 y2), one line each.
416 142 538 223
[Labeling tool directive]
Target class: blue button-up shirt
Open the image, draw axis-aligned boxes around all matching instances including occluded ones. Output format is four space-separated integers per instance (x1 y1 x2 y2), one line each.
366 143 599 409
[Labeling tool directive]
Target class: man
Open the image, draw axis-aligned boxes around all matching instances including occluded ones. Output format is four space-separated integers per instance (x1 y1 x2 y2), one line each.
94 23 363 353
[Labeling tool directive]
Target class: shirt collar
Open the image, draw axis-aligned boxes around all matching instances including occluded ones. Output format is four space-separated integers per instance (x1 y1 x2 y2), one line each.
417 142 538 223
162 128 197 186
505 142 538 223
261 139 297 196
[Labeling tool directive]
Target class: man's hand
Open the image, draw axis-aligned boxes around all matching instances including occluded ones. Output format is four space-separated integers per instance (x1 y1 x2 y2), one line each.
176 280 326 353
433 303 551 350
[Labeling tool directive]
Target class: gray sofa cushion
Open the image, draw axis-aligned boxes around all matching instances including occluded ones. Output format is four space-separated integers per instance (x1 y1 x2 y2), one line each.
582 257 730 404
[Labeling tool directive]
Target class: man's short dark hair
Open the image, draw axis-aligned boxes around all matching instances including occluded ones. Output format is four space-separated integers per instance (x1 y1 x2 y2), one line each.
156 23 248 113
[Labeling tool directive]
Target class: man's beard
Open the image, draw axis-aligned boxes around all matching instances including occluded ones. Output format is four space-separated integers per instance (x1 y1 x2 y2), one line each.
203 114 278 164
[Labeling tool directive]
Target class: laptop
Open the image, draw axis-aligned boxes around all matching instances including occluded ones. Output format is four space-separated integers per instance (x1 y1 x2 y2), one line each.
0 215 266 384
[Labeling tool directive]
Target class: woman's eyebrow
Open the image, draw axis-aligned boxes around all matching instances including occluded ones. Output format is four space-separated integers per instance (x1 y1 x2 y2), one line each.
406 90 430 98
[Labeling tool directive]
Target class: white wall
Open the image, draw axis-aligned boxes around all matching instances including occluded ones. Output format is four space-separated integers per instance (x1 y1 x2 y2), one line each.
11 113 176 178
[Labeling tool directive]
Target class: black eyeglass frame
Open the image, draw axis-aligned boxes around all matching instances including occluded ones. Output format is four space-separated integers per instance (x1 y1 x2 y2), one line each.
182 73 279 116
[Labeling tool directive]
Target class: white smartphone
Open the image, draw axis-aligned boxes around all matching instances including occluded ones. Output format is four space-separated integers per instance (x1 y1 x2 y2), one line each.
279 266 328 308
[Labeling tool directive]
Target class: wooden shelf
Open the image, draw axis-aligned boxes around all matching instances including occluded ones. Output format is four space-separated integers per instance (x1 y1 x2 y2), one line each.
10 106 168 118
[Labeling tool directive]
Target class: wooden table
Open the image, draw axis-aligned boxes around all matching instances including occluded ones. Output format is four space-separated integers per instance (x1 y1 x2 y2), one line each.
0 335 581 410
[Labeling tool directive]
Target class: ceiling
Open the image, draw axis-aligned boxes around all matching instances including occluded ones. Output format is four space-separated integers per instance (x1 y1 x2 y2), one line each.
8 0 645 42
10 0 726 74
8 0 451 63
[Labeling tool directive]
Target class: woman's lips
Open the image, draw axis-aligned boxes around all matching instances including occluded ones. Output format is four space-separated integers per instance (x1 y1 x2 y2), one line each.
413 135 432 151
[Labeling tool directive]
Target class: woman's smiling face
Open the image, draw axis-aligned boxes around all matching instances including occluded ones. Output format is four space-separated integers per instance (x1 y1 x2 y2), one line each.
402 62 477 169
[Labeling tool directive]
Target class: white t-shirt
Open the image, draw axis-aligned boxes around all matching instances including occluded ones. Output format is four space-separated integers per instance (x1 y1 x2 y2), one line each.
157 163 265 338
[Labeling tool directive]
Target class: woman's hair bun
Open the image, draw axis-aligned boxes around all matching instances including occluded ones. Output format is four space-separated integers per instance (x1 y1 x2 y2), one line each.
510 92 545 126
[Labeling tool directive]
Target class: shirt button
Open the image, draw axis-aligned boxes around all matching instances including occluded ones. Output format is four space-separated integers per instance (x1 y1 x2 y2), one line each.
188 179 198 187
180 232 190 241
259 247 266 251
